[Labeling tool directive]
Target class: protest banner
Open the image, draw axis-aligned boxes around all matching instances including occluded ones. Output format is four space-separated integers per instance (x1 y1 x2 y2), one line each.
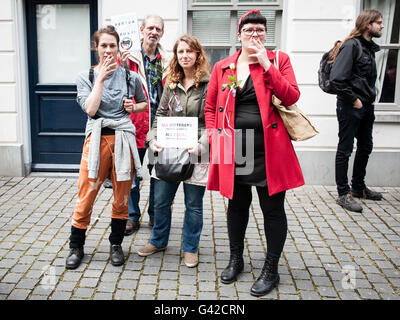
157 117 198 149
110 13 140 52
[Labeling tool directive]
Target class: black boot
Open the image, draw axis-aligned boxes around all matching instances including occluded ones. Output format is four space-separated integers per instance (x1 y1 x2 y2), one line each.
109 219 127 266
220 250 244 284
250 255 280 297
110 244 125 266
66 226 86 270
66 247 84 270
351 187 383 200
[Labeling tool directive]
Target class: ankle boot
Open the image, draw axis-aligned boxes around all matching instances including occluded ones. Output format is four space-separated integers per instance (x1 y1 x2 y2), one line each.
250 255 280 297
66 226 86 269
109 219 127 266
220 253 244 284
110 244 125 266
66 247 84 270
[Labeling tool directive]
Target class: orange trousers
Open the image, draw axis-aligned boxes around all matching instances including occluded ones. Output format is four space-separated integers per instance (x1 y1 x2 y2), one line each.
71 135 134 230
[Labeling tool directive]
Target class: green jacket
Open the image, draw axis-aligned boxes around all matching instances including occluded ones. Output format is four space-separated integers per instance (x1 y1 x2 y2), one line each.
145 75 210 148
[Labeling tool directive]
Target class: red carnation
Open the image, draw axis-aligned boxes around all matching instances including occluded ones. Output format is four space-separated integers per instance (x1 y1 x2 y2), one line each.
157 54 162 60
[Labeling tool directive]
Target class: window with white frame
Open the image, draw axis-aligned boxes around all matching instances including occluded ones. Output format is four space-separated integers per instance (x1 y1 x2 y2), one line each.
187 0 283 66
363 0 400 110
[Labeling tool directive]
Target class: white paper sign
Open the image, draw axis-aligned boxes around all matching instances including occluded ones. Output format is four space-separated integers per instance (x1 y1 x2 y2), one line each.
157 117 198 149
110 13 140 52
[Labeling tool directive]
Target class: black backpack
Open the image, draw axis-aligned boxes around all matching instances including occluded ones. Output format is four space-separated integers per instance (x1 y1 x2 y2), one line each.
318 38 362 94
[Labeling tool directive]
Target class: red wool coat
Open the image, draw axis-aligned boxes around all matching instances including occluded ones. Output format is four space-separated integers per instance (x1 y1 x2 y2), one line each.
204 49 305 199
127 58 166 149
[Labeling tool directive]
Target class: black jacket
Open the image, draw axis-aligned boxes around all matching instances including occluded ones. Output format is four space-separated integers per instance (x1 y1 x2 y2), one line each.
330 36 380 105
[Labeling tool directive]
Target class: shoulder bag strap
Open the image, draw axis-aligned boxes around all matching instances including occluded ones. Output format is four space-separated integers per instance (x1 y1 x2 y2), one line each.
89 67 94 85
125 67 131 98
353 38 363 61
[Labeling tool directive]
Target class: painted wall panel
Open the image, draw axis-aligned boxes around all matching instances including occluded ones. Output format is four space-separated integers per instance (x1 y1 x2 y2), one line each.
297 85 337 116
290 0 358 20
297 150 400 187
0 22 14 51
159 21 179 51
290 53 321 85
292 117 339 149
100 0 180 21
0 0 13 20
372 123 400 149
292 119 400 151
0 114 18 142
290 22 353 52
0 84 16 112
0 144 24 176
0 54 15 82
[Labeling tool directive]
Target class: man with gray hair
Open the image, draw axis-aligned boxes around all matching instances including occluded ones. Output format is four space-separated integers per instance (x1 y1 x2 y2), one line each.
121 15 170 235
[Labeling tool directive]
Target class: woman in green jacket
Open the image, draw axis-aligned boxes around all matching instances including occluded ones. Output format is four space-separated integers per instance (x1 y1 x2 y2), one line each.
138 34 210 268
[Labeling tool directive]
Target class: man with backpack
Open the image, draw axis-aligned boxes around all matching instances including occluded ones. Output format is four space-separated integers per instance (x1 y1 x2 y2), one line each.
328 9 384 213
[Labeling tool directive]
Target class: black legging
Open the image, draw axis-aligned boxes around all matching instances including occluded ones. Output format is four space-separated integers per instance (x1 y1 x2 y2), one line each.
227 182 287 259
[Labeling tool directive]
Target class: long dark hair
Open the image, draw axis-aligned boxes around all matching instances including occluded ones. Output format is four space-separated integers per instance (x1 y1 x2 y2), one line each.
329 9 382 63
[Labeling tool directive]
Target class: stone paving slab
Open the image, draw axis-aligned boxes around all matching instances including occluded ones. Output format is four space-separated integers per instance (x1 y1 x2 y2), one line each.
0 176 399 300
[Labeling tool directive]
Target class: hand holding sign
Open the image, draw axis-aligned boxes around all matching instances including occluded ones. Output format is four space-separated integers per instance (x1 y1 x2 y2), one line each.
119 49 131 68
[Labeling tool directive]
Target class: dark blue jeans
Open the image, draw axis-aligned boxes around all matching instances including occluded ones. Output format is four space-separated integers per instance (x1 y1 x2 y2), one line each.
150 179 205 253
128 112 158 221
335 99 375 196
128 148 155 221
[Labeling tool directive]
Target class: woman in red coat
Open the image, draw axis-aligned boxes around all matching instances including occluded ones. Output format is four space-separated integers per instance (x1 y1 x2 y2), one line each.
204 10 304 297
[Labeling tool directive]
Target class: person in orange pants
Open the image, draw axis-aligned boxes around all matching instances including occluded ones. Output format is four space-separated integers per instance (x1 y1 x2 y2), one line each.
66 25 147 270
72 135 133 230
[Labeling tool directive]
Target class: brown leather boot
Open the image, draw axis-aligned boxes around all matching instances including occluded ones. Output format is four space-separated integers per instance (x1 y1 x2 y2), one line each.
124 219 140 236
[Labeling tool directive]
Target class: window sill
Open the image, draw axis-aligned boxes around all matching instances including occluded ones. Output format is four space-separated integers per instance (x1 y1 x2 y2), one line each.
375 111 400 123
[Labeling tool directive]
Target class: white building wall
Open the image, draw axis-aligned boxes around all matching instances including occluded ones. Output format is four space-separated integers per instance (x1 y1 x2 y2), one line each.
2 0 399 186
99 0 183 52
0 0 25 176
284 0 400 186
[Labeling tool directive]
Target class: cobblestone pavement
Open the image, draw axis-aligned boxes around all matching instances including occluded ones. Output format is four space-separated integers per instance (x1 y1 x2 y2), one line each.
0 176 399 300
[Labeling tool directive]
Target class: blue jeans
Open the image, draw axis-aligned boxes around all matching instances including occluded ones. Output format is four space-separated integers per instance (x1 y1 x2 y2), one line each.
150 179 205 253
128 148 155 221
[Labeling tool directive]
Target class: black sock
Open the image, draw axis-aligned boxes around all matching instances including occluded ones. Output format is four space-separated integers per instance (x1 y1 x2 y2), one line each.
109 219 127 246
69 226 86 249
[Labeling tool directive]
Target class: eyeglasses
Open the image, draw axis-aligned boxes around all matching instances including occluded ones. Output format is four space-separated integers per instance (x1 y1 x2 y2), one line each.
241 28 266 36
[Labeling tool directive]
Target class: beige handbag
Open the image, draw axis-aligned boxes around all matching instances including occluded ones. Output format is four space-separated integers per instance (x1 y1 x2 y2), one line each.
272 50 318 141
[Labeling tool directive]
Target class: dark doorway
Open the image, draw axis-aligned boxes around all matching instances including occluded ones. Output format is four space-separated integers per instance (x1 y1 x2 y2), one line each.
26 0 97 171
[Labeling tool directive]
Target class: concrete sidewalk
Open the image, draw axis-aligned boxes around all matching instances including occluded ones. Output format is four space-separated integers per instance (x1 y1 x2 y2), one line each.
0 175 399 300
